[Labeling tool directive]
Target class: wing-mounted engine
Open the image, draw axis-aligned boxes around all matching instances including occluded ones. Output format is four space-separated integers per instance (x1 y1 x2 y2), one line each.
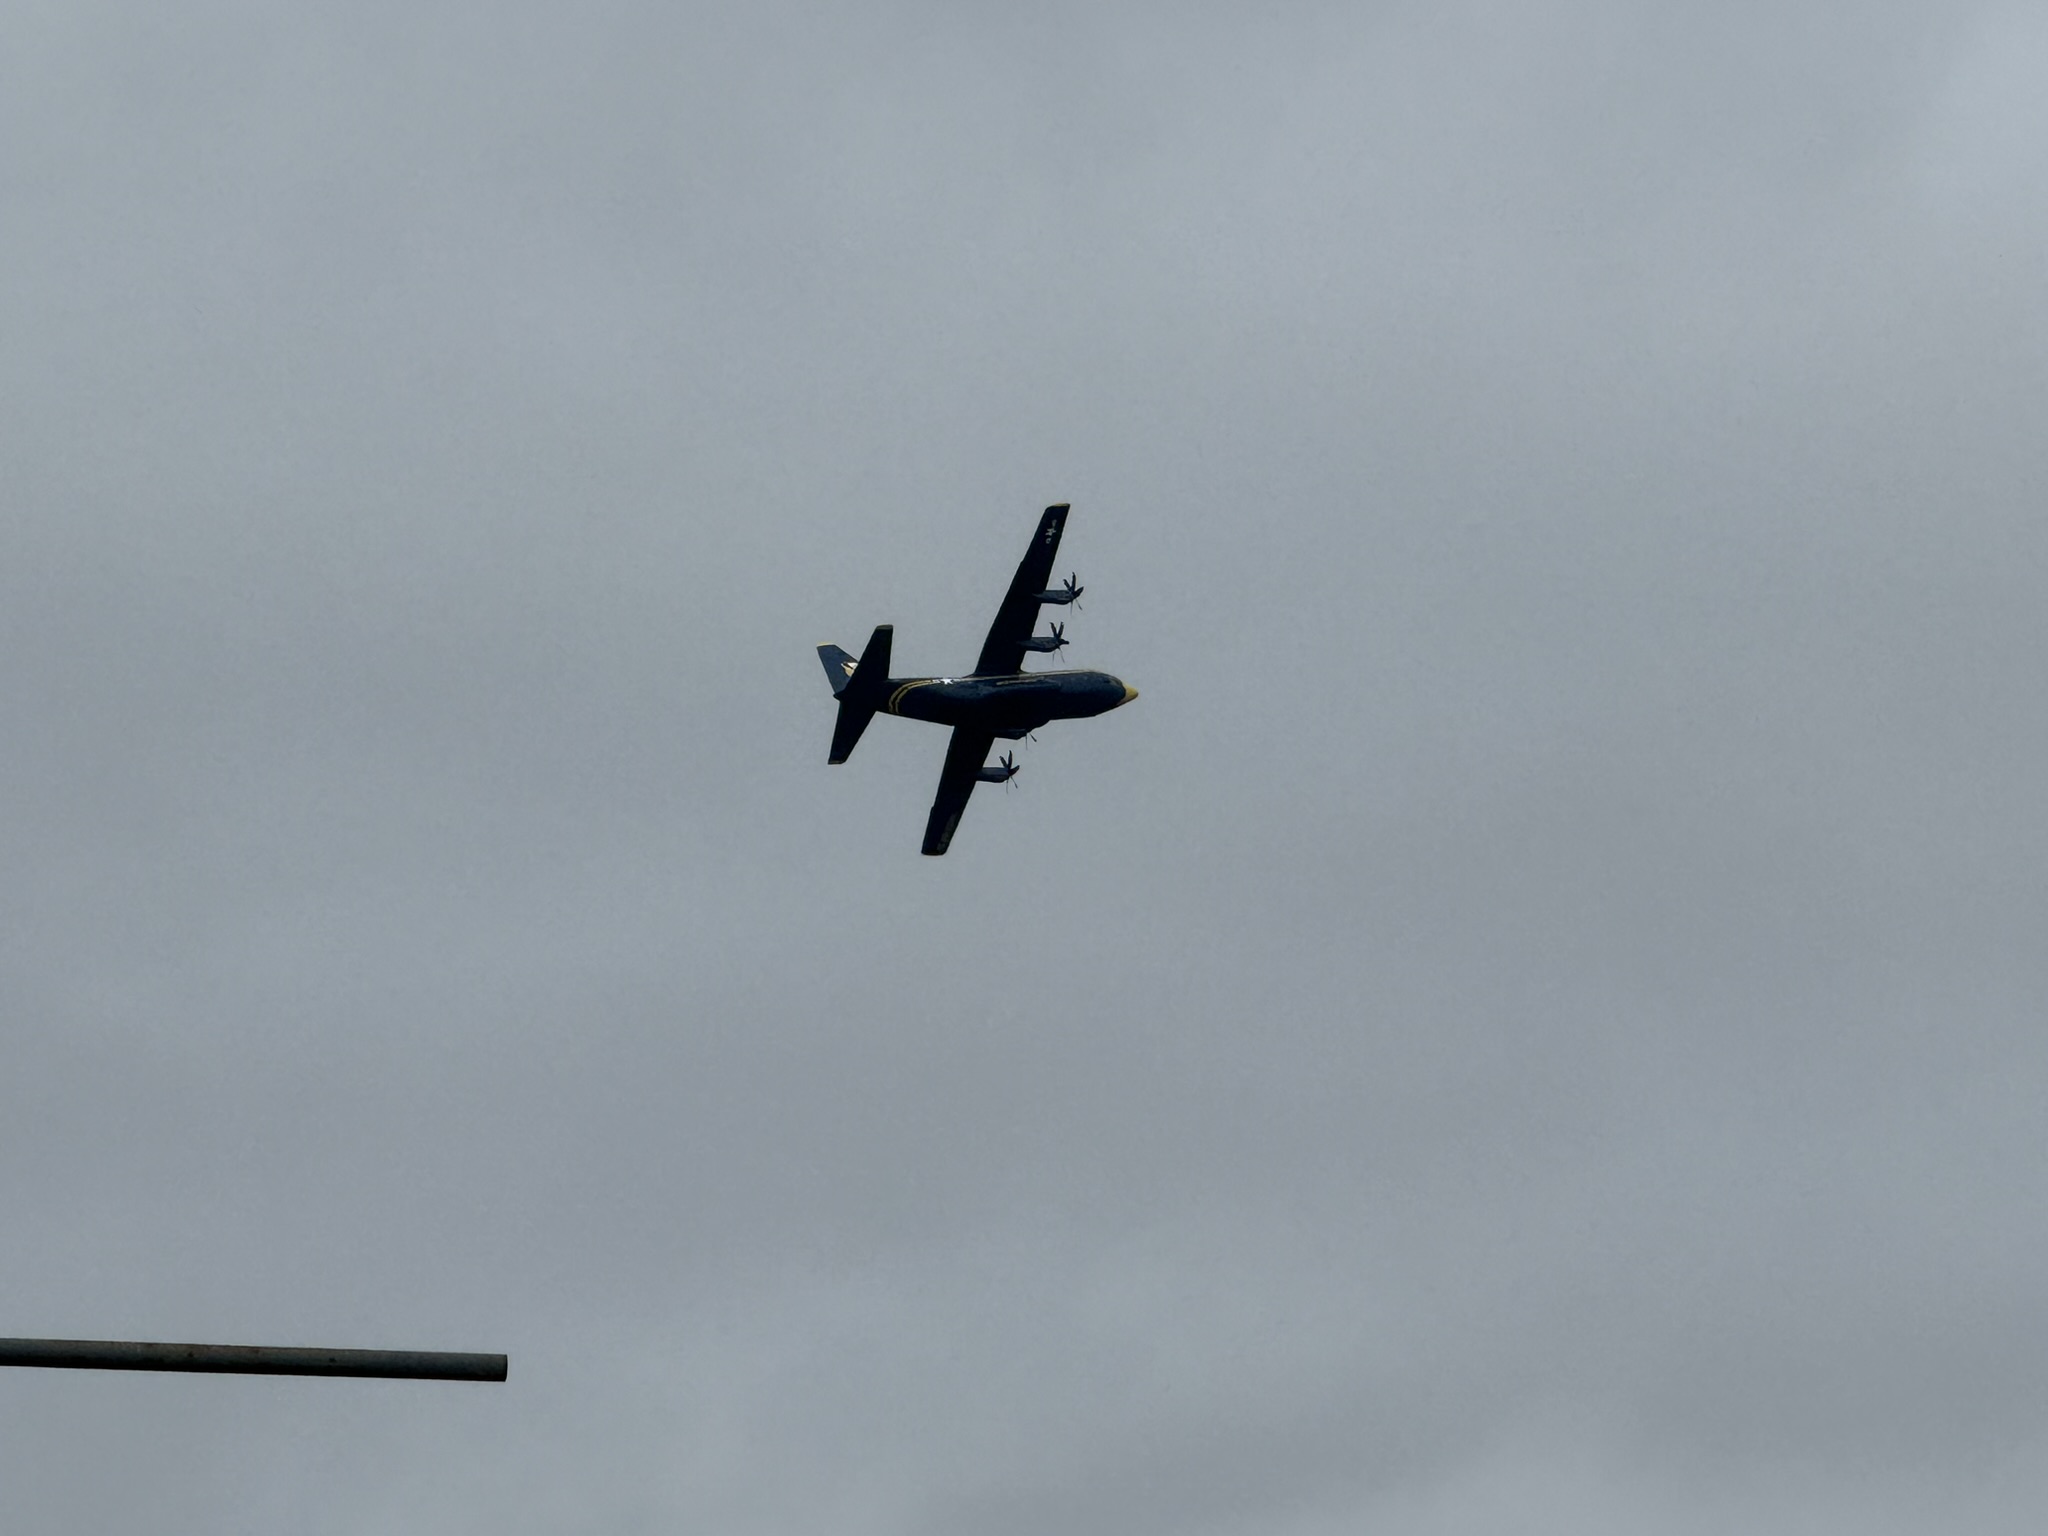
1033 572 1084 606
976 751 1021 784
1019 621 1068 654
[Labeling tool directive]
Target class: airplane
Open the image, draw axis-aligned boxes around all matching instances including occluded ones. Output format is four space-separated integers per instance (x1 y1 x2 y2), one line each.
817 503 1137 855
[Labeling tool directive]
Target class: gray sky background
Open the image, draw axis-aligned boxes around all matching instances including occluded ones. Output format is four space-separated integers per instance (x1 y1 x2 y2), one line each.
4 2 2047 1530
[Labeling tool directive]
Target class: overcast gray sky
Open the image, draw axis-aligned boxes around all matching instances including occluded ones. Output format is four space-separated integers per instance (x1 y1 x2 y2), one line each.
4 2 2047 1530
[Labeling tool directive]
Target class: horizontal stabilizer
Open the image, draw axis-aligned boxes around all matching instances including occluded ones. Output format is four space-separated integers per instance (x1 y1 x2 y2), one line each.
827 624 893 764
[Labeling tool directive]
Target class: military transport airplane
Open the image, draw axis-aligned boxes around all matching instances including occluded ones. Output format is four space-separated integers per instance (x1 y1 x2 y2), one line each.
818 503 1137 855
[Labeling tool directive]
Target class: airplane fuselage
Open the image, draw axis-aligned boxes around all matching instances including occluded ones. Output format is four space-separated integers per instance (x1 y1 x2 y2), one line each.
883 669 1136 736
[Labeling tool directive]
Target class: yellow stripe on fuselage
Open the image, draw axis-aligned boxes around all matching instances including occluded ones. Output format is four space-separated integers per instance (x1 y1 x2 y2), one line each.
888 679 940 714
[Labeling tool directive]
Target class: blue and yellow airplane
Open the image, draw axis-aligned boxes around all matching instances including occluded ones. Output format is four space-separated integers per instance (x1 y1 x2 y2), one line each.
818 503 1137 855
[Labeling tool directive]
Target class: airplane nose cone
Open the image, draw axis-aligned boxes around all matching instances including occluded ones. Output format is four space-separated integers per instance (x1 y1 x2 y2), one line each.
1121 683 1139 705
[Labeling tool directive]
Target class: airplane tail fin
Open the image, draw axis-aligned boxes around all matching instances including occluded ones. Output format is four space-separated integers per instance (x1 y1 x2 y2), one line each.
826 624 892 764
816 644 858 696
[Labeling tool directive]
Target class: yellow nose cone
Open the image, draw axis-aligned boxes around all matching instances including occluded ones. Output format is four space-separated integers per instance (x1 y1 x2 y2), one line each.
1121 684 1139 704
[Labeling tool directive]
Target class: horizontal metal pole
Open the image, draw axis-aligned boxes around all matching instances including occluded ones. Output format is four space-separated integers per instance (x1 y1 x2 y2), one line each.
0 1338 506 1382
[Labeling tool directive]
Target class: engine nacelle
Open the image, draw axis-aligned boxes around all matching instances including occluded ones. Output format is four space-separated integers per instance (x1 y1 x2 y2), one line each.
1034 573 1084 606
1019 620 1068 654
977 752 1021 784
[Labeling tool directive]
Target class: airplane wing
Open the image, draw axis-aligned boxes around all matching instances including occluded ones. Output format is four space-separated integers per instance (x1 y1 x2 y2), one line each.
921 727 996 855
972 503 1068 676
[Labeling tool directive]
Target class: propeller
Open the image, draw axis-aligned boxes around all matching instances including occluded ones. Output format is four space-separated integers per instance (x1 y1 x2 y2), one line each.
1035 573 1085 609
978 749 1023 786
979 749 1022 788
1021 620 1069 660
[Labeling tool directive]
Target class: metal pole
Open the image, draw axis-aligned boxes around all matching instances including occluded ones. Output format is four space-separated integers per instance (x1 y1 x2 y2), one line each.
0 1338 506 1382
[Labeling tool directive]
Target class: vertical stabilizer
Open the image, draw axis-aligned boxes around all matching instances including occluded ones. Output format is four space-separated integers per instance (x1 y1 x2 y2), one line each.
817 644 858 695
